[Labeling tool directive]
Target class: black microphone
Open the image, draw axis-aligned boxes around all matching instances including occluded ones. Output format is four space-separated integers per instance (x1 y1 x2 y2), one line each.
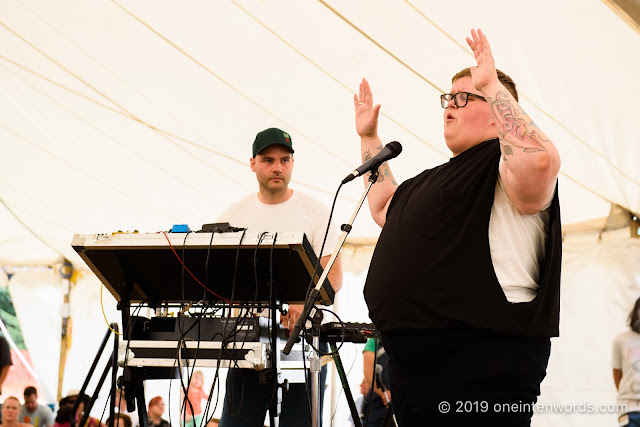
342 141 402 184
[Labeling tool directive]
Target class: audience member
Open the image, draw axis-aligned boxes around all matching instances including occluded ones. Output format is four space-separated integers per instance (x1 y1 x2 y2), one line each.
113 390 137 427
1 396 31 427
146 397 168 427
20 387 54 427
613 296 640 426
52 406 73 427
104 414 130 427
181 371 208 427
361 338 391 426
74 394 102 427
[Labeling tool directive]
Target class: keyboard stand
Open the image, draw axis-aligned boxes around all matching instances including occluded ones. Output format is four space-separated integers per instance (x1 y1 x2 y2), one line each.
329 343 362 427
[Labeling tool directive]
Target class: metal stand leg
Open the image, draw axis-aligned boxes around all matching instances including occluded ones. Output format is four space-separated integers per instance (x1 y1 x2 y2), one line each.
268 279 282 427
382 402 397 427
134 379 148 427
310 335 322 427
329 343 362 427
74 325 120 427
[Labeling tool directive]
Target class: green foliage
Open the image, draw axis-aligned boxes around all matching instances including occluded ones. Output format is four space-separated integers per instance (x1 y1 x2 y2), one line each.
0 288 26 349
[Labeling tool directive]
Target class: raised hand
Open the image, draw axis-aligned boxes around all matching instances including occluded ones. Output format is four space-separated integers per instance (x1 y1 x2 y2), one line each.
466 29 499 93
354 78 381 138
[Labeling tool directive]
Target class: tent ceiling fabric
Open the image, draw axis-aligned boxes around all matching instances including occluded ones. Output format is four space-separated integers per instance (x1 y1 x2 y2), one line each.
1 0 638 267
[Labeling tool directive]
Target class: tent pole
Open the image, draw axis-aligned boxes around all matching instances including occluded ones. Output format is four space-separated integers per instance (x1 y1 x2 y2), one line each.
57 260 74 401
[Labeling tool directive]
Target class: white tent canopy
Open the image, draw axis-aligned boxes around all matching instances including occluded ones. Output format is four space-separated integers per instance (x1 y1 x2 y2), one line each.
1 0 638 266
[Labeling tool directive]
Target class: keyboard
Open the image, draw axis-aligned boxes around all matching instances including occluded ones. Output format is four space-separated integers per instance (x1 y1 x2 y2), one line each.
313 322 380 343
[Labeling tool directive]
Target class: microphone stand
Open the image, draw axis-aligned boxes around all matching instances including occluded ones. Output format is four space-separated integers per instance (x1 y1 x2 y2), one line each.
375 366 397 427
283 169 380 427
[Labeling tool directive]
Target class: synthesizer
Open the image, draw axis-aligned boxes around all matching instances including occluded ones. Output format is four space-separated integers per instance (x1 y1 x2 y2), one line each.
314 322 380 344
72 231 334 305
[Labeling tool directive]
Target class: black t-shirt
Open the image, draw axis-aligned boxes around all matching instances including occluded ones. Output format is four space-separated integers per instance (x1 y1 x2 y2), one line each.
364 139 562 337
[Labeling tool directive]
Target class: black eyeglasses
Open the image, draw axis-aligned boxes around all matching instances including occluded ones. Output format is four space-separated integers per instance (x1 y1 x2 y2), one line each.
440 92 486 109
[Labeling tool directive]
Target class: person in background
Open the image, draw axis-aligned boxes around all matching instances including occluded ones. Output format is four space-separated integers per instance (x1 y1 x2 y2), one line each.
217 127 343 427
1 397 31 427
51 406 72 427
361 338 391 426
53 395 75 427
347 379 369 427
20 387 54 427
113 390 137 427
57 392 102 427
74 394 103 427
613 296 640 426
0 336 13 396
146 397 169 427
104 414 130 427
181 371 208 427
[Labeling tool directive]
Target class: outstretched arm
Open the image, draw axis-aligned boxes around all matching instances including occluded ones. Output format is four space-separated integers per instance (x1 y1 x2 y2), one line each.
354 78 400 227
467 29 560 214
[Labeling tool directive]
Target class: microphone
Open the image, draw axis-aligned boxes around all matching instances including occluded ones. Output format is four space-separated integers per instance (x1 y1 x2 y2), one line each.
342 141 402 184
375 364 391 404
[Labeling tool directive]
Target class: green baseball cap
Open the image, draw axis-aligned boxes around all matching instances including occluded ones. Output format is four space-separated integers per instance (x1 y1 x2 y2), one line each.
252 128 294 157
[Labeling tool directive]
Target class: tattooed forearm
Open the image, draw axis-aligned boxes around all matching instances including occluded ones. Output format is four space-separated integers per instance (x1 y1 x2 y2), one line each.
488 91 548 153
362 146 397 184
362 149 373 163
381 164 398 185
363 145 385 182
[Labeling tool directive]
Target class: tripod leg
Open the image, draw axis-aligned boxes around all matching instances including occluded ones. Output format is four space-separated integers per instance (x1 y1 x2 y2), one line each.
79 355 113 427
268 383 281 427
329 343 362 427
134 379 148 427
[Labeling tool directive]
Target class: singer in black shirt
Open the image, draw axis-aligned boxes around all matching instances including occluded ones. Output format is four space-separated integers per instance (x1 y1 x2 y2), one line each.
352 29 562 426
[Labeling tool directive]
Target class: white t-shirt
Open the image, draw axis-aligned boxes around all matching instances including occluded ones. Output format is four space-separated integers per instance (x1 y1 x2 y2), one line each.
217 190 339 260
19 404 54 427
489 170 552 303
612 330 640 413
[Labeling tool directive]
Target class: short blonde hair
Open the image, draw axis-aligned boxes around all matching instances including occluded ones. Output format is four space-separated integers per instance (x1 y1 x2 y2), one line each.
3 396 20 406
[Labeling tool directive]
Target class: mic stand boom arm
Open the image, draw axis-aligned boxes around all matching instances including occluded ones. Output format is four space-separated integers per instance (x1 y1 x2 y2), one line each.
283 169 380 427
283 168 379 354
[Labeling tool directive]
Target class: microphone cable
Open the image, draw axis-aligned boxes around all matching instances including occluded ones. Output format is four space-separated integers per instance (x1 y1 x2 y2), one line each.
304 182 343 300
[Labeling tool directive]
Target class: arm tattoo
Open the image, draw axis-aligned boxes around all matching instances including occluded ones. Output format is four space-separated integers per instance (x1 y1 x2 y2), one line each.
362 149 372 163
488 91 548 153
382 165 398 185
502 144 513 161
363 145 389 182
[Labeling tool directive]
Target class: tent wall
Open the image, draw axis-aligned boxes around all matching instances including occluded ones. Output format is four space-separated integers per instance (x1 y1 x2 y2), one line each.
5 228 637 426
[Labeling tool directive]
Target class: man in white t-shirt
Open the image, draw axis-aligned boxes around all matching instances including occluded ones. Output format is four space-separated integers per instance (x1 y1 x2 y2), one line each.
217 127 343 427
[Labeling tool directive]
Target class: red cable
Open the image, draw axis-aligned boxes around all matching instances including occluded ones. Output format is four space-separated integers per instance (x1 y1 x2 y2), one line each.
161 231 232 302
